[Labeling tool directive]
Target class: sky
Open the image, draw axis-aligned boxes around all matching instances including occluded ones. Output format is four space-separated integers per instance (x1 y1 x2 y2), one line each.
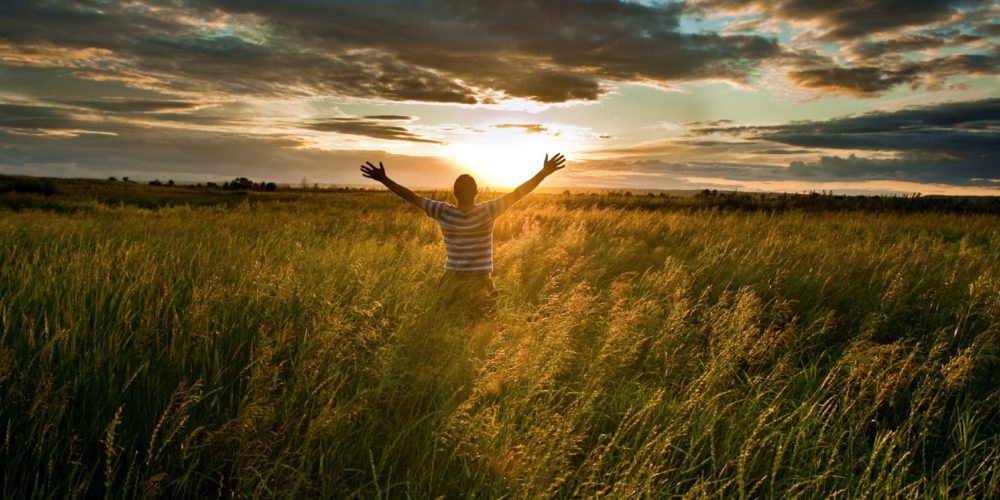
0 0 998 194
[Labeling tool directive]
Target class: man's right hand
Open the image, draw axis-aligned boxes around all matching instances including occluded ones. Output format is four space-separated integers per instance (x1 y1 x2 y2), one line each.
360 161 388 183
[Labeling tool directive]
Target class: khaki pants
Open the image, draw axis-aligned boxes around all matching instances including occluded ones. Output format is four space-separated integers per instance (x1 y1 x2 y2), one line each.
438 270 498 318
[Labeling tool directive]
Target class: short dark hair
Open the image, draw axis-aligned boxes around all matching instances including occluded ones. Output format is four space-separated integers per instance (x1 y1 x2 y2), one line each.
453 174 478 203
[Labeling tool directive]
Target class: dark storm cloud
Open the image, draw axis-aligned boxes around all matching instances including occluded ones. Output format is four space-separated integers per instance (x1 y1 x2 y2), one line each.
692 0 989 40
0 1 480 103
302 117 444 144
0 0 783 104
206 0 783 92
697 98 1000 153
978 22 1000 36
845 31 982 59
0 99 450 180
0 103 81 131
784 154 993 184
697 97 997 135
685 119 734 127
118 32 481 103
0 96 246 132
480 69 603 103
789 42 1000 96
753 149 817 154
686 98 1000 185
691 0 998 96
0 121 461 185
787 65 923 95
582 153 998 188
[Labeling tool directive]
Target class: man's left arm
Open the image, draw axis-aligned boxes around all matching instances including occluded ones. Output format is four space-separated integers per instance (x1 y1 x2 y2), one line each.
500 153 566 208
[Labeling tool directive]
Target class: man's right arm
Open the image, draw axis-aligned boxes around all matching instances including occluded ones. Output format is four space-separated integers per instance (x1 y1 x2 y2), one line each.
360 161 424 211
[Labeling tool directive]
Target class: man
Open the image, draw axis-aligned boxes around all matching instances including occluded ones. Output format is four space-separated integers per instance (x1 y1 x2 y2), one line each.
360 153 566 316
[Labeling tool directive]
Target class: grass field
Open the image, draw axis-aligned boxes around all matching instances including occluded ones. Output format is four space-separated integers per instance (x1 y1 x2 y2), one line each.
1 178 998 497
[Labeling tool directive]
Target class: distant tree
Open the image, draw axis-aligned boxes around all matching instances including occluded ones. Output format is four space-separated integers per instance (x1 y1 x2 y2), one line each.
107 176 118 181
301 177 309 190
228 177 254 190
206 182 218 188
122 176 130 182
149 179 162 186
167 179 175 187
264 182 277 191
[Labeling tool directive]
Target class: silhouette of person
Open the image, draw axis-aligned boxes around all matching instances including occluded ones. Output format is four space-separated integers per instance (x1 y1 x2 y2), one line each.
361 153 566 317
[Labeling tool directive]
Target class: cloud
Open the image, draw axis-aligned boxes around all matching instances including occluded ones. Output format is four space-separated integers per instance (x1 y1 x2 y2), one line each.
53 98 201 113
679 98 1000 185
787 65 922 95
0 120 461 185
0 42 114 67
302 117 444 144
0 0 784 104
753 149 817 154
787 42 1000 96
690 0 998 95
572 151 999 191
0 98 455 181
685 119 735 127
845 31 982 60
494 123 548 133
691 0 988 40
784 154 994 184
698 97 1000 155
362 115 413 121
0 103 87 133
978 21 1000 36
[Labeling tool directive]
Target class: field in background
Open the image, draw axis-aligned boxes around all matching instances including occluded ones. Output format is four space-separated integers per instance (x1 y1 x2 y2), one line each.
1 177 998 497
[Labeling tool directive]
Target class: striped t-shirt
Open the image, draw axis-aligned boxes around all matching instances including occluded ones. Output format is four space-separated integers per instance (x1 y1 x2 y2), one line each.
421 196 512 272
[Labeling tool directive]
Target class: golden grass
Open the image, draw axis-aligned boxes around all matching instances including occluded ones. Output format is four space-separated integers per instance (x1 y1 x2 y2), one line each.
0 190 998 497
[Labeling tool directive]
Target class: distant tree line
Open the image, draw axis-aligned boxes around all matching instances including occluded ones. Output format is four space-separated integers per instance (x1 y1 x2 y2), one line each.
139 176 278 191
0 176 55 196
216 177 277 191
555 189 1000 215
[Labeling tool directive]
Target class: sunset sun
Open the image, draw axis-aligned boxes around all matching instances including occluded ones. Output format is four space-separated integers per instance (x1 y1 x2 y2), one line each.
449 126 580 188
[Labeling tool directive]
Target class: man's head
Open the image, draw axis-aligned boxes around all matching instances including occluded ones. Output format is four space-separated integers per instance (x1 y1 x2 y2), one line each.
453 174 478 205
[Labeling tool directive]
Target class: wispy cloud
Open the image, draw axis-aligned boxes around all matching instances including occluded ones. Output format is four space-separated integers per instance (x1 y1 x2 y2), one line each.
301 116 443 144
494 123 549 133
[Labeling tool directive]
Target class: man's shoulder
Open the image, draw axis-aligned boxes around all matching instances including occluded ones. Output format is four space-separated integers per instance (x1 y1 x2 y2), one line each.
477 196 506 207
478 196 511 216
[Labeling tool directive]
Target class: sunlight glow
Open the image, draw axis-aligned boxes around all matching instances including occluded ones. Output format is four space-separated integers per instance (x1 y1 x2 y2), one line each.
448 126 581 188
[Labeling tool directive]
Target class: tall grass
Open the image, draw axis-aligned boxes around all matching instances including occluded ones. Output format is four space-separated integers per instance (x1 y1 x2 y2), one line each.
1 189 998 497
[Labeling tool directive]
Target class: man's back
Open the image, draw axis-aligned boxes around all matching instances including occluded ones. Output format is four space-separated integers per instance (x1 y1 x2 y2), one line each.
421 197 511 272
360 154 565 318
